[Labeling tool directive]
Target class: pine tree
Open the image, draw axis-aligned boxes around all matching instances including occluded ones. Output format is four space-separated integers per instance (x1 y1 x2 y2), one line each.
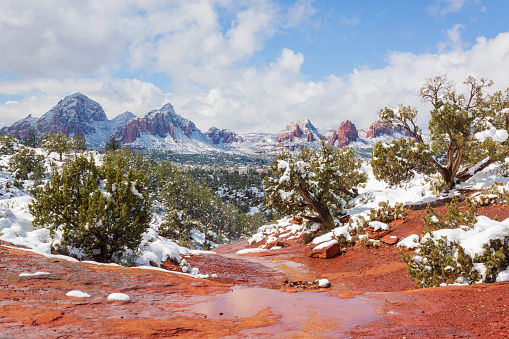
8 147 45 182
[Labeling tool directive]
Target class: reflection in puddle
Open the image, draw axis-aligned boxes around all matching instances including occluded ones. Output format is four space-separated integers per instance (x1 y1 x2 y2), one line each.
190 286 379 337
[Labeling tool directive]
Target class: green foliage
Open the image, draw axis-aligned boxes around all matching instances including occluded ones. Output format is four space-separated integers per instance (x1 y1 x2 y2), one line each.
22 129 39 148
157 161 263 247
71 134 87 152
368 200 406 222
29 154 151 263
371 139 435 186
375 75 509 188
426 174 452 197
264 142 367 231
403 237 480 288
474 237 509 283
40 132 72 161
105 134 121 152
423 196 478 231
403 234 508 287
0 134 16 155
158 209 196 246
8 147 45 183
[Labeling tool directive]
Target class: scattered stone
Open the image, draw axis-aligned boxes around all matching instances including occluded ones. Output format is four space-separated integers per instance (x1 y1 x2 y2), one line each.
282 279 331 289
309 242 340 259
380 235 399 245
367 226 394 240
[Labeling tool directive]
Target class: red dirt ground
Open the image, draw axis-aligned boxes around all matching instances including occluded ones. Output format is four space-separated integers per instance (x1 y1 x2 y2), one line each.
1 201 509 338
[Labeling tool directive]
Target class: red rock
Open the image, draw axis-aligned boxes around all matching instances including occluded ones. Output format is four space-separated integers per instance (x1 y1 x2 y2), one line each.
367 226 394 240
274 119 320 143
366 121 411 138
309 242 341 259
380 235 399 245
327 120 358 147
266 240 285 249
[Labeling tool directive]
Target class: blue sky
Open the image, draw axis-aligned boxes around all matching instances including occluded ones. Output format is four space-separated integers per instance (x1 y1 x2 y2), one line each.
1 0 509 134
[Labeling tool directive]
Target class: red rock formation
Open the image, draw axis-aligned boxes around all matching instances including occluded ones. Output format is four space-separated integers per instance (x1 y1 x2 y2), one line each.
327 120 358 147
275 123 304 143
327 130 338 146
367 121 410 138
118 112 177 143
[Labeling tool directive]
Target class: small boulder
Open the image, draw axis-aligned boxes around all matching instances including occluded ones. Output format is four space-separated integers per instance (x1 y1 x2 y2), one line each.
380 235 399 245
367 226 394 240
309 242 341 259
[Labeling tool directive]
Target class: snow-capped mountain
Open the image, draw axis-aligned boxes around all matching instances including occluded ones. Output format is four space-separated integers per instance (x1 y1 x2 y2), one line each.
0 93 136 149
0 93 411 155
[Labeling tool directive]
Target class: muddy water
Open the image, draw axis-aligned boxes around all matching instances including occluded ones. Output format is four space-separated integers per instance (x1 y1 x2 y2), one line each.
189 286 380 338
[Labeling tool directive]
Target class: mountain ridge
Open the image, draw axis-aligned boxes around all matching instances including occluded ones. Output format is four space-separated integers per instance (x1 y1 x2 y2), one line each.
0 93 408 154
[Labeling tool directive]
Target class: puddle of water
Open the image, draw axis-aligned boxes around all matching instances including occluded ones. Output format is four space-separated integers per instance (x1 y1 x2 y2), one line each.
189 286 379 337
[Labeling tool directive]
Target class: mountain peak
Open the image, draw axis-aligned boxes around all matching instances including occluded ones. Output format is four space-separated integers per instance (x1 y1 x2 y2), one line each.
275 118 321 143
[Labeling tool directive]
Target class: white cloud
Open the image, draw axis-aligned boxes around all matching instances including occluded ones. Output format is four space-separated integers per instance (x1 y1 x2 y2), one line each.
174 31 509 134
1 1 509 137
427 0 469 17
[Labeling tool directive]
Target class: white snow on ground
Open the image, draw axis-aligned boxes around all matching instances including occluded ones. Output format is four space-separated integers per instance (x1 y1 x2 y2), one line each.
66 290 91 298
397 234 420 249
0 148 207 279
19 272 50 277
237 248 269 254
107 293 131 301
1 143 509 285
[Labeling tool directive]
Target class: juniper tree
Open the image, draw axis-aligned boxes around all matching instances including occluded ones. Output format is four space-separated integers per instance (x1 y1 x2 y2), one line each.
40 132 72 161
71 134 87 153
264 142 367 231
372 75 509 187
8 147 45 182
105 134 121 152
29 154 151 263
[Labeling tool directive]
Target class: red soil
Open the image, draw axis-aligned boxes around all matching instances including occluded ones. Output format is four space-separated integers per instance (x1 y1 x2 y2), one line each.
1 202 509 338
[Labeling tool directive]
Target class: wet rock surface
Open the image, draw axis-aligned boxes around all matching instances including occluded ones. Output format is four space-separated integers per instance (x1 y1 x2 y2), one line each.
2 202 509 337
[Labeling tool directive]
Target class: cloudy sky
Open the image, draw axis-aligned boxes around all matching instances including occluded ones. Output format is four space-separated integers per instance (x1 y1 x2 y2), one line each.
1 0 509 134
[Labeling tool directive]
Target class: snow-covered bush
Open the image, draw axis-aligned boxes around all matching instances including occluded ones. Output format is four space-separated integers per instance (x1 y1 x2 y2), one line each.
403 215 509 287
423 196 478 231
403 236 480 288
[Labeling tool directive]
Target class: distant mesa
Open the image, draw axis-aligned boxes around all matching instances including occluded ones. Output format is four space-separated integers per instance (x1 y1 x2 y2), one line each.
116 103 204 144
